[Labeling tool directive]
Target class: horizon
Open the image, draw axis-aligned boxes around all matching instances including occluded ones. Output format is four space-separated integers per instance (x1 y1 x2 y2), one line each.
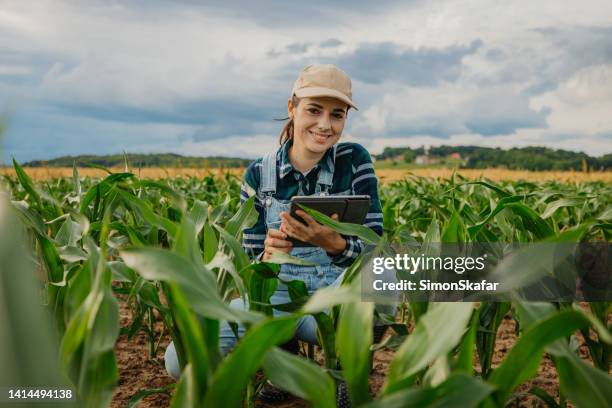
3 143 607 168
1 1 612 162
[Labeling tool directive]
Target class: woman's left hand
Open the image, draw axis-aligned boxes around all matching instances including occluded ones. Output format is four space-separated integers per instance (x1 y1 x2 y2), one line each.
280 210 346 255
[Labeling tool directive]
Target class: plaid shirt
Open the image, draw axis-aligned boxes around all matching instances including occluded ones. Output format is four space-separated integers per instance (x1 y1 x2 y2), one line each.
240 140 383 268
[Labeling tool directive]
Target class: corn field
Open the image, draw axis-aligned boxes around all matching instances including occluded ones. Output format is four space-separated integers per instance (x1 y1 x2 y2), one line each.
1 159 611 408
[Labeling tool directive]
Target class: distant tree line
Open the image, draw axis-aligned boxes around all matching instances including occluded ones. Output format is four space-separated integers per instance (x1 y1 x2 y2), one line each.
16 146 612 171
23 153 251 169
375 145 612 171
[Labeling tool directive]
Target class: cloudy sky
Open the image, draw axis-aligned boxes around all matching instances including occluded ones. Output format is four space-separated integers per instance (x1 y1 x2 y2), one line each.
1 0 611 163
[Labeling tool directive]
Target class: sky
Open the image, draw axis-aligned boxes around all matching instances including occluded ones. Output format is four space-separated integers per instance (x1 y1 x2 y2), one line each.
1 0 611 163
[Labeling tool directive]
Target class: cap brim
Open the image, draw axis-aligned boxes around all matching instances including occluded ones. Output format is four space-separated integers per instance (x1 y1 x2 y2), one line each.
294 87 358 110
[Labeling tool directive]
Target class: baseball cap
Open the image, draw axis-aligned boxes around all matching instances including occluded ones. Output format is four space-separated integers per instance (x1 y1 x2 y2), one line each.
291 64 358 110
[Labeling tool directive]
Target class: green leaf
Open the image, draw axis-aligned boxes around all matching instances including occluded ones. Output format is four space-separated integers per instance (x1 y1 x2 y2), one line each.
362 373 493 408
168 284 209 402
541 198 585 219
488 309 593 404
298 204 383 245
337 290 374 405
441 210 466 243
203 222 218 264
115 188 178 237
127 386 173 408
80 172 133 215
266 250 317 266
214 224 250 272
455 309 478 374
302 285 360 314
189 200 209 236
465 181 511 198
555 348 612 408
121 247 260 323
384 303 473 394
12 158 42 207
203 316 298 407
263 348 336 408
225 195 258 238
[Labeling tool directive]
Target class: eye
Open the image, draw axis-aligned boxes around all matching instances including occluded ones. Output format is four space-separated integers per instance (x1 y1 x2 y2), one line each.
307 108 320 114
333 113 345 119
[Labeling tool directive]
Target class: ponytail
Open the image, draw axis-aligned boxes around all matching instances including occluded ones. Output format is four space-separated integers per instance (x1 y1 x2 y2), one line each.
278 95 301 145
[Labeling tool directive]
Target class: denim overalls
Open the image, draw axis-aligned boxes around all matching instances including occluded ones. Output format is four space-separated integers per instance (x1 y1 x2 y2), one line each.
164 151 347 379
260 151 345 293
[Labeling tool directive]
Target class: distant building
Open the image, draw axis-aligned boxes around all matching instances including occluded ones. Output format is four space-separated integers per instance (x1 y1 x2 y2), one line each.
415 155 440 165
449 152 461 160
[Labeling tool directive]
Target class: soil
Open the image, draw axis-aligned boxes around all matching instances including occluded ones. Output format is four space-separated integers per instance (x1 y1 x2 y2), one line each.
110 302 600 408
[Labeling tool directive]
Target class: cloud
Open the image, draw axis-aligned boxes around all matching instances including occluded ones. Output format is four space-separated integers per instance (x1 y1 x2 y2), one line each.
2 0 612 163
530 64 612 136
349 82 550 138
320 38 343 48
286 42 312 54
333 40 482 85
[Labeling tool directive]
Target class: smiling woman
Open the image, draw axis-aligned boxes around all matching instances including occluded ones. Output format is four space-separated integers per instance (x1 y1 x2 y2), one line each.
164 64 389 402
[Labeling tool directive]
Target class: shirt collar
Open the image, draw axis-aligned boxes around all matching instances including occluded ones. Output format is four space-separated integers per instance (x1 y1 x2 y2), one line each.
278 139 336 179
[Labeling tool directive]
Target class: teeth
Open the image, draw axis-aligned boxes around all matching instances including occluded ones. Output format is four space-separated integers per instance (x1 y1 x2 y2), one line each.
310 131 329 138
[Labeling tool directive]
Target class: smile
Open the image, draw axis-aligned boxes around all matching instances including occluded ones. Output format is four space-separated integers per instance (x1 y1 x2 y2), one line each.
309 130 333 143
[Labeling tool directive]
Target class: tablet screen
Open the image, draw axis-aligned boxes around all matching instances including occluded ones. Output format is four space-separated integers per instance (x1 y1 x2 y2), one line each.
286 195 370 247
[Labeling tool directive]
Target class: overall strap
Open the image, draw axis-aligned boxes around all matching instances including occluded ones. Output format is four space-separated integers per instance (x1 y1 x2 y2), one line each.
260 152 277 207
315 166 333 195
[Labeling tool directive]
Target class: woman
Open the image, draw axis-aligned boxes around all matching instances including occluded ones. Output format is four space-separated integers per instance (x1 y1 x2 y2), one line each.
165 64 385 381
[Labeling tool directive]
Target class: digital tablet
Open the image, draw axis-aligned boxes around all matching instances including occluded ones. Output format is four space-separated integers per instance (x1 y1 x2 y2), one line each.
287 195 370 247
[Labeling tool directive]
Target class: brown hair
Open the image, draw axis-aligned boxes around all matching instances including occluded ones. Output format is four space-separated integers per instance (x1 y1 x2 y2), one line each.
278 94 301 145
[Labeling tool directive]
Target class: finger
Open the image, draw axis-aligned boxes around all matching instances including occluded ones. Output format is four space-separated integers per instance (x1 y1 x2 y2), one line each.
281 212 307 232
264 237 292 248
281 220 305 240
295 210 318 227
264 247 291 260
284 221 308 240
268 228 288 239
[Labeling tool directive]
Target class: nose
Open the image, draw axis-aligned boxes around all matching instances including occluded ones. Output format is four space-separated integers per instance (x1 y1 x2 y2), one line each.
317 112 332 132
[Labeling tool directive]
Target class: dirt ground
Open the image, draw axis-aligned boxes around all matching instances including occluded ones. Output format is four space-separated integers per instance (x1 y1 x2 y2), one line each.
110 301 600 408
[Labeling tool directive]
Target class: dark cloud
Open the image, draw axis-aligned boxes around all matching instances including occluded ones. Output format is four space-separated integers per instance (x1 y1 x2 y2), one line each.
0 49 67 88
2 109 170 162
520 81 558 97
466 92 551 136
356 89 551 139
484 48 504 61
463 25 612 95
50 96 283 127
536 26 612 64
534 25 612 79
464 110 549 136
320 38 343 48
286 42 312 54
330 40 482 85
185 119 278 142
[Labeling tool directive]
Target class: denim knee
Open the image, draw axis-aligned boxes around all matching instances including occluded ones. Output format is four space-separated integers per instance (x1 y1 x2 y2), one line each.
164 341 180 380
164 298 248 379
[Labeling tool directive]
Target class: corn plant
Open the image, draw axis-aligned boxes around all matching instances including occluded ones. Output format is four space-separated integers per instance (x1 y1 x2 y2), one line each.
3 159 611 408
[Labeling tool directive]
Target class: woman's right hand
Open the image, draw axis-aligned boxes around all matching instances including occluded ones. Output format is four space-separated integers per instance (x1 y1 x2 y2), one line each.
262 229 293 261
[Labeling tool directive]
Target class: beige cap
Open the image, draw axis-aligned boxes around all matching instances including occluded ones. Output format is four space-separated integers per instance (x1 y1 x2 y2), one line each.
291 64 358 110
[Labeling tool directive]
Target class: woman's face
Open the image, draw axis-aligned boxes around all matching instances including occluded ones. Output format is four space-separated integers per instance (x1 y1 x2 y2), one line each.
289 96 348 155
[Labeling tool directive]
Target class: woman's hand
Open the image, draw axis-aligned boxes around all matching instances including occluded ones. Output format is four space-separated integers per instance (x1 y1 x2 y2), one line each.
280 210 346 255
262 229 293 261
